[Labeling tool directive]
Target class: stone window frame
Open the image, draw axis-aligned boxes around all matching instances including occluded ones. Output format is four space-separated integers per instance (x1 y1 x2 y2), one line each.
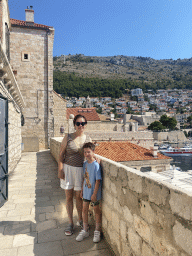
21 52 30 62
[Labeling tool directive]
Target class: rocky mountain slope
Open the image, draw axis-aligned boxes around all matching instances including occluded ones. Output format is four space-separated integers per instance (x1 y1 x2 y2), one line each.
53 54 192 85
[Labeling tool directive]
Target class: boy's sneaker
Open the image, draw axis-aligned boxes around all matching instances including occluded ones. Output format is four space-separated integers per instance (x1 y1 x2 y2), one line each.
93 230 101 243
76 230 89 242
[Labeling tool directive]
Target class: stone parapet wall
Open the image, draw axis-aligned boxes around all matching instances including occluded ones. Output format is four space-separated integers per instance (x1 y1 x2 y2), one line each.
53 92 66 137
50 137 63 163
50 139 192 255
86 130 154 149
153 130 187 143
99 155 192 256
8 101 21 172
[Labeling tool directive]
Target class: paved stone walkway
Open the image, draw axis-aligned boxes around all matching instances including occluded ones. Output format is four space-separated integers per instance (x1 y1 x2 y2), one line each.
0 150 113 256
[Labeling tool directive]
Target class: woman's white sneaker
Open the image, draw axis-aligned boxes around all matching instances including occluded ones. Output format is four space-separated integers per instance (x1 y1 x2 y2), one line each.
76 230 89 242
93 230 101 243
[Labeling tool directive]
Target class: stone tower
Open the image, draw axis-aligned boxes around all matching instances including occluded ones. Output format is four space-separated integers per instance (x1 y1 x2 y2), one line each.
10 7 55 150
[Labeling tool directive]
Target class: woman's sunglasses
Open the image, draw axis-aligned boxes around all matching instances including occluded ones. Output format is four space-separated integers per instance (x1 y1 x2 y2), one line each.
75 122 87 126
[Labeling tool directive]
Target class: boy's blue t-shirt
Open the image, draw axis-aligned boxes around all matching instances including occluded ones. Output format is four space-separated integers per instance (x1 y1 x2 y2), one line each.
83 160 102 201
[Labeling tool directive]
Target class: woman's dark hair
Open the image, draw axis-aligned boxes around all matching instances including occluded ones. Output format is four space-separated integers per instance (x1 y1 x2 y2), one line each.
73 114 87 126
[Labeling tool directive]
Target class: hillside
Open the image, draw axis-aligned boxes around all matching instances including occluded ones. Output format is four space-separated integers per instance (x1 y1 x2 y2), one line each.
53 54 192 97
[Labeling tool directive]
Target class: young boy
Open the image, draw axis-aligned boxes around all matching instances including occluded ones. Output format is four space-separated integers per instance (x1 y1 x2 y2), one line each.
76 142 102 243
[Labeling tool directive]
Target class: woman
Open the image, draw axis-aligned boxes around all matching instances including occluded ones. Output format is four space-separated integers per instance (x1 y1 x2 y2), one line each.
58 114 91 235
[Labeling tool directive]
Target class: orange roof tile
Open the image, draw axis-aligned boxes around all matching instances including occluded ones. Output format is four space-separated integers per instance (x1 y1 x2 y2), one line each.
10 18 53 29
67 108 100 121
95 141 170 162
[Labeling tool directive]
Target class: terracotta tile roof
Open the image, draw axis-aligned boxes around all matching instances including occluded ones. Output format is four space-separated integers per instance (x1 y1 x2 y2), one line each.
67 108 100 121
10 18 53 29
95 141 170 162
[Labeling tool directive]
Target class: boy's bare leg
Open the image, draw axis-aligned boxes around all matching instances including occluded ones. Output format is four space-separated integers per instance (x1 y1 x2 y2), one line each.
82 201 89 231
65 189 74 225
75 190 83 222
94 204 102 231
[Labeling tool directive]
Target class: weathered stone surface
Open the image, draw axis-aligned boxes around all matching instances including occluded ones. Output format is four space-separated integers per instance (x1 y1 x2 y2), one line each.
112 211 119 233
103 176 111 190
128 172 142 193
134 215 152 244
107 226 121 255
169 190 192 221
114 198 122 214
102 204 112 222
123 206 133 224
109 163 118 177
102 190 113 206
173 221 192 255
140 201 156 225
111 182 117 196
145 180 169 206
0 236 14 249
13 232 37 247
128 228 142 256
120 220 127 241
122 243 132 256
142 241 157 256
36 220 57 232
0 248 17 256
118 168 128 187
152 228 178 256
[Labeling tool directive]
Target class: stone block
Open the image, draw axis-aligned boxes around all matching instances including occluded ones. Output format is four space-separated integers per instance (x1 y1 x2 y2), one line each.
128 227 142 256
134 215 152 244
118 167 128 187
146 179 169 206
0 248 17 256
102 190 114 206
111 182 117 196
121 243 132 256
128 172 142 193
22 137 39 152
169 190 192 221
13 232 37 247
114 198 122 214
102 215 108 230
102 204 112 222
173 220 192 255
140 201 156 225
107 226 121 255
123 205 133 224
120 220 127 241
103 176 111 190
0 236 14 249
36 220 57 232
152 228 178 256
142 241 157 256
112 211 120 233
109 163 118 178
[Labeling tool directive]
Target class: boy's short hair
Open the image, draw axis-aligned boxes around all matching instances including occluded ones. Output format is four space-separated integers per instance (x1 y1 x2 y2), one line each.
83 142 95 151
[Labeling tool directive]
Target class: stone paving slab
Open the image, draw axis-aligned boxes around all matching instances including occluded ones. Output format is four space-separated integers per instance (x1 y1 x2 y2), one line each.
0 150 113 256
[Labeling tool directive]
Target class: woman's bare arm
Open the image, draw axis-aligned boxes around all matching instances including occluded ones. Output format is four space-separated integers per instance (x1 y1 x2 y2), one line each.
58 134 68 179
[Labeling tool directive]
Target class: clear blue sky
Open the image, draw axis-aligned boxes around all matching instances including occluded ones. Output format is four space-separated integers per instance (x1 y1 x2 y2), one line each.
9 0 192 60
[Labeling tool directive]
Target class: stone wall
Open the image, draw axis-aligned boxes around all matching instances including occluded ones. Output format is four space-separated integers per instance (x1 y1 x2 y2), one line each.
100 155 192 256
0 84 22 173
153 130 187 143
86 130 154 149
8 101 21 172
50 138 192 256
10 26 54 150
52 91 66 137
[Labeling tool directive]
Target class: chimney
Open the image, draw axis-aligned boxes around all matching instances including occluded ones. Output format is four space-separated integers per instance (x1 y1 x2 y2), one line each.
151 146 158 158
25 6 34 23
